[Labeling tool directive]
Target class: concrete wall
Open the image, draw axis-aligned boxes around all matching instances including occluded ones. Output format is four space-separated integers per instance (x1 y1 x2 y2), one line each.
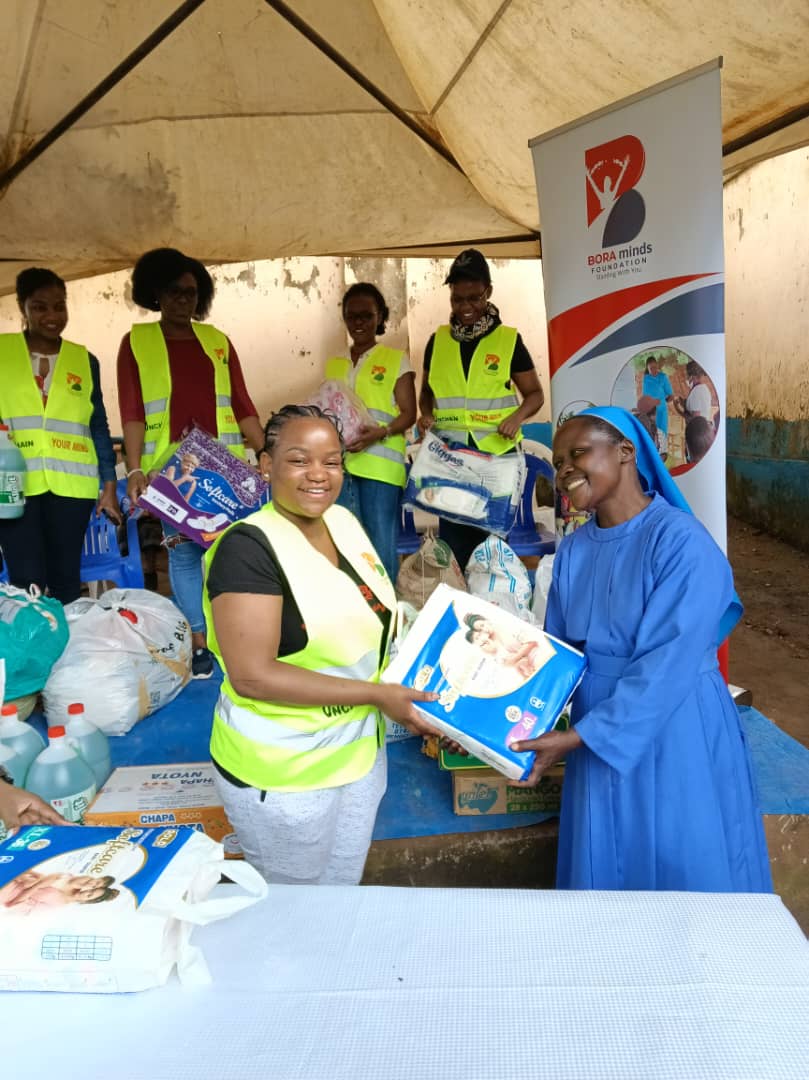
724 147 809 549
0 256 551 434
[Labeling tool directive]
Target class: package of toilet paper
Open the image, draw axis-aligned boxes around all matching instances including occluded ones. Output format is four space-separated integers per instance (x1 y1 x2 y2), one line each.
140 426 268 548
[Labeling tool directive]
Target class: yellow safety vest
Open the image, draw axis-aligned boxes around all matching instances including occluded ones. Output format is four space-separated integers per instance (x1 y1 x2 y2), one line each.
428 324 521 455
325 345 407 487
0 333 100 498
204 502 397 792
129 322 246 472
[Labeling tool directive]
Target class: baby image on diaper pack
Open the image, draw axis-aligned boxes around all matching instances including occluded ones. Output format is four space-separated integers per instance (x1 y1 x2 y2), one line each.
139 426 268 547
0 825 182 918
384 585 586 779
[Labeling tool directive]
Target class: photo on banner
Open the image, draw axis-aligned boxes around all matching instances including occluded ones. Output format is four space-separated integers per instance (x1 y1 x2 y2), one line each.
529 59 727 548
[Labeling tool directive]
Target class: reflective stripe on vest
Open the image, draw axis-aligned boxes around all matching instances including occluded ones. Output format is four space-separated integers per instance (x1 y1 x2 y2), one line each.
429 324 521 456
216 694 379 751
129 322 245 471
325 346 407 486
203 501 398 792
0 333 99 497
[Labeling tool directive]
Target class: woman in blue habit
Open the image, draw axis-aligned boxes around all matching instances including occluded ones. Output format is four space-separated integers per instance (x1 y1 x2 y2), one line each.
513 406 771 892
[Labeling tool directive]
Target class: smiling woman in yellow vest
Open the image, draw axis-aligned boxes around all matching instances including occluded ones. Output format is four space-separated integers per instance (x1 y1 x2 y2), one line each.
117 248 264 680
0 268 119 604
203 405 438 885
325 283 416 582
418 249 545 570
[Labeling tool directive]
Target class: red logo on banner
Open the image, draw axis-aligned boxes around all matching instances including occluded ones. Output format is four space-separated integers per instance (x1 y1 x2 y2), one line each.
585 135 646 246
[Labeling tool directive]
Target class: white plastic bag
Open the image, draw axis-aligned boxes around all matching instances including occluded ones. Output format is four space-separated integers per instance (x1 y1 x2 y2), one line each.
43 588 192 735
530 554 556 626
0 825 267 993
403 434 525 537
466 536 534 622
306 379 374 445
395 533 467 611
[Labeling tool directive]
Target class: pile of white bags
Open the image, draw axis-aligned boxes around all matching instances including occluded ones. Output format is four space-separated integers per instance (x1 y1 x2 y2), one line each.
43 589 192 735
0 825 266 993
530 554 556 625
465 536 534 622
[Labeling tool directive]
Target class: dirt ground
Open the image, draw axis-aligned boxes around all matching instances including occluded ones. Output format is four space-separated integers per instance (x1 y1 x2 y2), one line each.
726 516 809 748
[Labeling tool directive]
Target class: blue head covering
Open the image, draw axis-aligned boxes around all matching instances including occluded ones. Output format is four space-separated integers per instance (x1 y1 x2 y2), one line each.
578 405 742 643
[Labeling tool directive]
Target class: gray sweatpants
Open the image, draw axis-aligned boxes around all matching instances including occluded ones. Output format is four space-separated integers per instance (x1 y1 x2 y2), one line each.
214 748 387 885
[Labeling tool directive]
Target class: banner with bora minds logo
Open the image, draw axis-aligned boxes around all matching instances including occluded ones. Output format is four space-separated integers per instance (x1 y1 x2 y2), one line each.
529 60 726 548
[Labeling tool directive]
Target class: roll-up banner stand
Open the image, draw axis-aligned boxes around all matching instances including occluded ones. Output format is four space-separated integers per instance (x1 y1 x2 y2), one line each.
529 59 726 549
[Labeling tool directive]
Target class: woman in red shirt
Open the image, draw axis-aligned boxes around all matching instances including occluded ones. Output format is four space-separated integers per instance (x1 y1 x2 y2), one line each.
117 248 264 679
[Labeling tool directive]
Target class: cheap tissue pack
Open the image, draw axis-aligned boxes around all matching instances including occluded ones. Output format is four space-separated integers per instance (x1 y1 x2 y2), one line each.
139 426 268 548
383 584 586 779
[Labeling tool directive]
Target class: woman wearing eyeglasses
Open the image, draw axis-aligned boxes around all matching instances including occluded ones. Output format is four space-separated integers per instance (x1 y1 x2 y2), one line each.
418 249 545 569
324 283 416 582
117 247 264 679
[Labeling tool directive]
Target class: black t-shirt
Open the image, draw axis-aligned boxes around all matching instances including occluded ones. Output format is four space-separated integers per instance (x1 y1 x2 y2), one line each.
206 523 391 656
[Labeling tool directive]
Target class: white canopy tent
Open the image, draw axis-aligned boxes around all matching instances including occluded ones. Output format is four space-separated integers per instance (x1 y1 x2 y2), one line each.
1 0 807 294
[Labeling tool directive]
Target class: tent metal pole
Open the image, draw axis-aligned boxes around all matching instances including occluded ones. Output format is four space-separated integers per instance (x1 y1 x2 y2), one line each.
0 0 209 192
263 0 463 174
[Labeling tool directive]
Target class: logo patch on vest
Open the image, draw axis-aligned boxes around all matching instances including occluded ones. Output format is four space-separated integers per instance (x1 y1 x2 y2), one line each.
66 371 83 392
361 551 386 577
371 365 386 382
215 348 226 363
484 354 500 374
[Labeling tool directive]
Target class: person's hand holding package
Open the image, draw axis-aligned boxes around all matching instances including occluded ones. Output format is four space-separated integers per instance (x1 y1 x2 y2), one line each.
510 727 583 787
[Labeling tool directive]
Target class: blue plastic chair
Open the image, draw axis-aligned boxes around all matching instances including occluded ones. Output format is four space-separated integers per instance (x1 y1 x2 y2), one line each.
0 480 144 590
507 452 557 557
81 509 144 590
396 504 422 556
396 462 422 556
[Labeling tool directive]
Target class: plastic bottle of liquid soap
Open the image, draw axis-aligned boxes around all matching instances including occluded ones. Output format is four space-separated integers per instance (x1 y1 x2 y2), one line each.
0 739 26 787
64 702 111 789
0 424 26 519
0 702 46 782
26 726 97 823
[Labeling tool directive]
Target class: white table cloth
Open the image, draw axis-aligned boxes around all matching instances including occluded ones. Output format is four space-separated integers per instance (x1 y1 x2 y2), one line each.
4 887 808 1080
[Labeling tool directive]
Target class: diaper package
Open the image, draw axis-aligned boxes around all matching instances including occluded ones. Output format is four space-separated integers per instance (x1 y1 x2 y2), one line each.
139 426 268 548
0 825 266 993
404 434 525 537
382 584 586 779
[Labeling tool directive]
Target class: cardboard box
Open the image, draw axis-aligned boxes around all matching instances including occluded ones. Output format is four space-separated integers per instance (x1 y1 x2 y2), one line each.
84 763 242 858
451 766 564 816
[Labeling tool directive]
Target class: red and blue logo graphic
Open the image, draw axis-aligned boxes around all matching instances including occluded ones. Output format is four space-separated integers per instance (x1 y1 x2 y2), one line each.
585 135 646 247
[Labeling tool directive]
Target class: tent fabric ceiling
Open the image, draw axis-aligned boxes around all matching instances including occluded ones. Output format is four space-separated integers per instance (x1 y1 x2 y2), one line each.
1 0 807 295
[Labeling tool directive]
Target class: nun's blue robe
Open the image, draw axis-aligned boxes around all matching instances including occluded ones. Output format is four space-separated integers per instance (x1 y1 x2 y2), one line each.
546 494 772 891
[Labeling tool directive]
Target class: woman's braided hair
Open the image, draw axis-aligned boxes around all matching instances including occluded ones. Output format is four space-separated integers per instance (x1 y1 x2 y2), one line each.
261 404 345 456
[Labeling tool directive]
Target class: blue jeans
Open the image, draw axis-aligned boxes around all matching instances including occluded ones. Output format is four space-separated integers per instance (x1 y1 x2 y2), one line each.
336 474 401 583
163 524 206 634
